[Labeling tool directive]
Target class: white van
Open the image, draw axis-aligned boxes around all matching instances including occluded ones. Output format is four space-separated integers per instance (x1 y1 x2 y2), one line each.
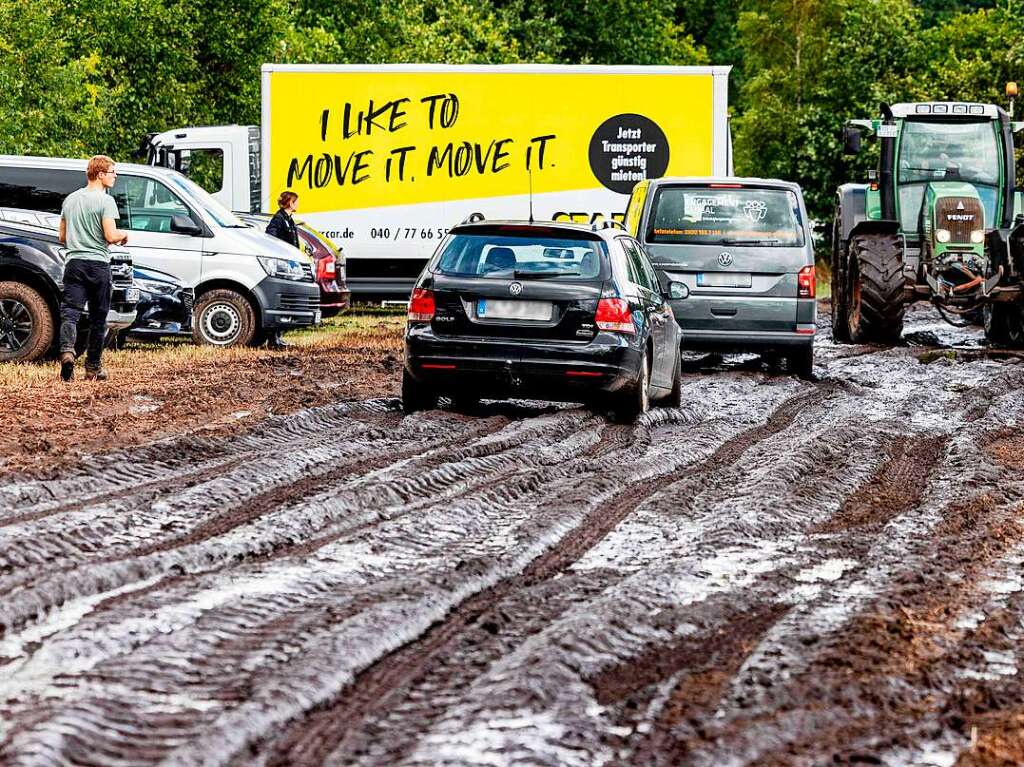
0 157 320 346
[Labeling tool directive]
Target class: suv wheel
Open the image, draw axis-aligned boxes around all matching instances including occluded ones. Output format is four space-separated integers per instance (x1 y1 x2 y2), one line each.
0 282 54 362
193 289 256 347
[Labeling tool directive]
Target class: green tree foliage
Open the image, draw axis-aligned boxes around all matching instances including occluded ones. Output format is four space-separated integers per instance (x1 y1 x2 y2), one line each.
734 0 921 218
0 2 107 155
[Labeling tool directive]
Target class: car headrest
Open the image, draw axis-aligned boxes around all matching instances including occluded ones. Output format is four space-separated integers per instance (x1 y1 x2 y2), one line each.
483 246 516 271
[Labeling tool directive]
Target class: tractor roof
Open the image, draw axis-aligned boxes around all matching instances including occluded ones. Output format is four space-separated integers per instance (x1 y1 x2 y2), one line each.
890 102 1005 120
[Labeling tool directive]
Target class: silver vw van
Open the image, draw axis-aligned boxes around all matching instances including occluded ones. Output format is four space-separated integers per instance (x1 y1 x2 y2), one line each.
624 177 817 378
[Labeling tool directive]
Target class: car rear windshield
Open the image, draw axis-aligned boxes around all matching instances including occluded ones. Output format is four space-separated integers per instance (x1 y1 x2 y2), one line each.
647 187 805 247
434 231 607 280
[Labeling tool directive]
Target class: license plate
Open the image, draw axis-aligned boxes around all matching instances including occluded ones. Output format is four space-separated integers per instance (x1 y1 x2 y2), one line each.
477 299 553 321
697 272 752 288
314 310 322 324
126 288 141 302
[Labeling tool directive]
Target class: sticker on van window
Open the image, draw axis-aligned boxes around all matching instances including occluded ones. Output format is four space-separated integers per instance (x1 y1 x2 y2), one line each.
742 200 768 222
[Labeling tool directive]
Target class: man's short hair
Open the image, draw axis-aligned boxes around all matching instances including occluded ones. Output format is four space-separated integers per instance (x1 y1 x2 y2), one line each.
86 155 115 181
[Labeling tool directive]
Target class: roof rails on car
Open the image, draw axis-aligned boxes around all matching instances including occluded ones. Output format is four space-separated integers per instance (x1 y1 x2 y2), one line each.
591 220 626 232
461 212 486 224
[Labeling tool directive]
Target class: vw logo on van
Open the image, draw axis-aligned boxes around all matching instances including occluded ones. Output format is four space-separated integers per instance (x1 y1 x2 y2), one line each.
509 282 524 296
718 252 734 267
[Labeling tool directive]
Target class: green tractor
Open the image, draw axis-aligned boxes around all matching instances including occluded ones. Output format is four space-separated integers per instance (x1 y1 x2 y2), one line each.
832 92 1024 346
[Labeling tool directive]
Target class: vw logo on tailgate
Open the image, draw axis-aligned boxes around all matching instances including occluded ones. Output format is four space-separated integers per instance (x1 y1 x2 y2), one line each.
509 282 524 296
718 252 734 267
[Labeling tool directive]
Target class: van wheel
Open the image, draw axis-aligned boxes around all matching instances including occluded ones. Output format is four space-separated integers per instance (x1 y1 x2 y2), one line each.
613 348 650 424
193 289 256 347
788 344 815 380
0 282 54 362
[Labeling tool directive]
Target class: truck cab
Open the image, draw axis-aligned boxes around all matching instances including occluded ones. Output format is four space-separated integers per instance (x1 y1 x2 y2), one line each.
142 126 260 215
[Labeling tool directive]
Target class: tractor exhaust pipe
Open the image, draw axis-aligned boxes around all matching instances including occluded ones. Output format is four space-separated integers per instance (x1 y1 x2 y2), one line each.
879 102 897 222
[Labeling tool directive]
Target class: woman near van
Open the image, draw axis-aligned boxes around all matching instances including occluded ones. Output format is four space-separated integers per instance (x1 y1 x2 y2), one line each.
264 191 301 349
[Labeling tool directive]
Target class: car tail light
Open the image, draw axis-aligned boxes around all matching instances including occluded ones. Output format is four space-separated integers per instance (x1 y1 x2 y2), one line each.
316 254 336 280
595 297 635 334
798 265 816 298
408 288 435 322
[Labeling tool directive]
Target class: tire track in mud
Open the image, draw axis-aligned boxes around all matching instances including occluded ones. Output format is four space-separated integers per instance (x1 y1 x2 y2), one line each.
252 384 835 767
673 396 1024 767
0 413 517 636
0 408 618 763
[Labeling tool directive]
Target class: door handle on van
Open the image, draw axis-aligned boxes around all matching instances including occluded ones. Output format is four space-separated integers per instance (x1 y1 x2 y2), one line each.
710 307 738 317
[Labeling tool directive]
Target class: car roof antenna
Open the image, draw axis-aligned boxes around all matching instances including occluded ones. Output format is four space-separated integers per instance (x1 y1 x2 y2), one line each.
528 167 534 224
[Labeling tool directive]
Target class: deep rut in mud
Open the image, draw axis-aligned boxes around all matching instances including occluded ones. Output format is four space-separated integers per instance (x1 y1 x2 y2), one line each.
2 303 1024 767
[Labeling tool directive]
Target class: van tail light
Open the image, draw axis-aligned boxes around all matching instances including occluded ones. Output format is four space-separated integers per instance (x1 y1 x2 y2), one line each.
798 265 816 299
408 288 436 322
595 297 635 334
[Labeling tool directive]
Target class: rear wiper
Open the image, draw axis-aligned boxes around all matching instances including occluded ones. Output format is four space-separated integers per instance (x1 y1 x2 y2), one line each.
721 237 781 245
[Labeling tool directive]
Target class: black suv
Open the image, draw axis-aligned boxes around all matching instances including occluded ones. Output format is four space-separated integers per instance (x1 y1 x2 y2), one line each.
0 221 138 362
403 220 687 423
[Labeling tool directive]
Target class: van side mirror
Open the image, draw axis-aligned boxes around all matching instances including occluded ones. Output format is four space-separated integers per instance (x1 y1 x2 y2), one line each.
666 281 689 300
170 214 202 236
842 125 862 156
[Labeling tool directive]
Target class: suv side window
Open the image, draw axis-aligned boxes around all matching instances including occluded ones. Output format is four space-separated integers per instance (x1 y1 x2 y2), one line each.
0 167 82 214
111 175 197 234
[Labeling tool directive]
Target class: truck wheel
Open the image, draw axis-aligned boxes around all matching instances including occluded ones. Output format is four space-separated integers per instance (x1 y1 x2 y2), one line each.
984 303 1024 347
846 233 905 344
402 367 437 414
0 282 54 362
831 219 852 343
193 289 256 347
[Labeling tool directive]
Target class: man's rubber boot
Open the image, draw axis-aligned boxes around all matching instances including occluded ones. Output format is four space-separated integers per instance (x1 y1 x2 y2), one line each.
59 352 75 382
84 365 108 381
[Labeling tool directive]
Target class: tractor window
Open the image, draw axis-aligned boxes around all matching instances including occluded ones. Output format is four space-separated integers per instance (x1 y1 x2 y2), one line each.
897 120 1000 230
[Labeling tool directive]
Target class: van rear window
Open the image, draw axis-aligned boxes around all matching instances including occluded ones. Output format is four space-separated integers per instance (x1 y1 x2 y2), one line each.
434 232 606 280
647 187 805 247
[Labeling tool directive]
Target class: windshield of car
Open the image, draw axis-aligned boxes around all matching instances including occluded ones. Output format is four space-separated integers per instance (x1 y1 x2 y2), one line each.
646 187 805 246
434 232 607 280
165 173 247 228
898 119 999 187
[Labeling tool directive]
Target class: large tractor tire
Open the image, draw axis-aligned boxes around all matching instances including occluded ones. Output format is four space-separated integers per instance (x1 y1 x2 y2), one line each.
983 302 1024 348
845 233 905 344
831 219 852 343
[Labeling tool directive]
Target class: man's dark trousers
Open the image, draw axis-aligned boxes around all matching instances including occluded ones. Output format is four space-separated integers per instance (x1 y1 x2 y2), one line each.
59 259 111 367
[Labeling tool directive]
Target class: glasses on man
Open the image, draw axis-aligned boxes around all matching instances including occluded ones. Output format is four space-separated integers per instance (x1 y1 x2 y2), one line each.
101 170 118 176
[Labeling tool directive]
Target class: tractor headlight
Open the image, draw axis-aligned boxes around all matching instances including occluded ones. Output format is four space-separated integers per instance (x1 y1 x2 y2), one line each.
970 229 985 244
935 229 951 243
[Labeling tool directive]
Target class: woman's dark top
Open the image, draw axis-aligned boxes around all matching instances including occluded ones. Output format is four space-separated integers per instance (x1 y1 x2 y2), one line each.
266 209 300 249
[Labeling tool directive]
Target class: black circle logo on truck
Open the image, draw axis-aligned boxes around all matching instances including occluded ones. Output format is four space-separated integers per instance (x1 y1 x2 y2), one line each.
588 114 670 195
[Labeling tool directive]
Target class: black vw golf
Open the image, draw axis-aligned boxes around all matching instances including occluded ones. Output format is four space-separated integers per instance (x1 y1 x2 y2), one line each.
403 219 687 423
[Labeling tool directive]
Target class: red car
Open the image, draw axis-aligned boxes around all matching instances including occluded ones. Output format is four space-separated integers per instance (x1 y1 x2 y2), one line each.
237 213 351 317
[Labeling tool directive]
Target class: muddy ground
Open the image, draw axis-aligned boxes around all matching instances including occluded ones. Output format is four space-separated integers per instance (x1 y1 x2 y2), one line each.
1 302 1023 766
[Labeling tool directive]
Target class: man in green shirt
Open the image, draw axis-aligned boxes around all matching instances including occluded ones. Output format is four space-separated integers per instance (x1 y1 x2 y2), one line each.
58 155 129 381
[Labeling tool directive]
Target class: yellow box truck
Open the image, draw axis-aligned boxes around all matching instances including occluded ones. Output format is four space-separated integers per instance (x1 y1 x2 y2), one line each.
144 64 732 297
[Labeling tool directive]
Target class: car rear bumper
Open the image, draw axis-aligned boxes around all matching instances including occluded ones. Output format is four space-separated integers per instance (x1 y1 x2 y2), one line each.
670 295 816 352
680 328 815 351
405 327 641 401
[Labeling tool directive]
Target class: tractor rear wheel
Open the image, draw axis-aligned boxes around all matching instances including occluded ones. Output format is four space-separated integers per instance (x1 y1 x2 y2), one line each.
846 233 905 344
